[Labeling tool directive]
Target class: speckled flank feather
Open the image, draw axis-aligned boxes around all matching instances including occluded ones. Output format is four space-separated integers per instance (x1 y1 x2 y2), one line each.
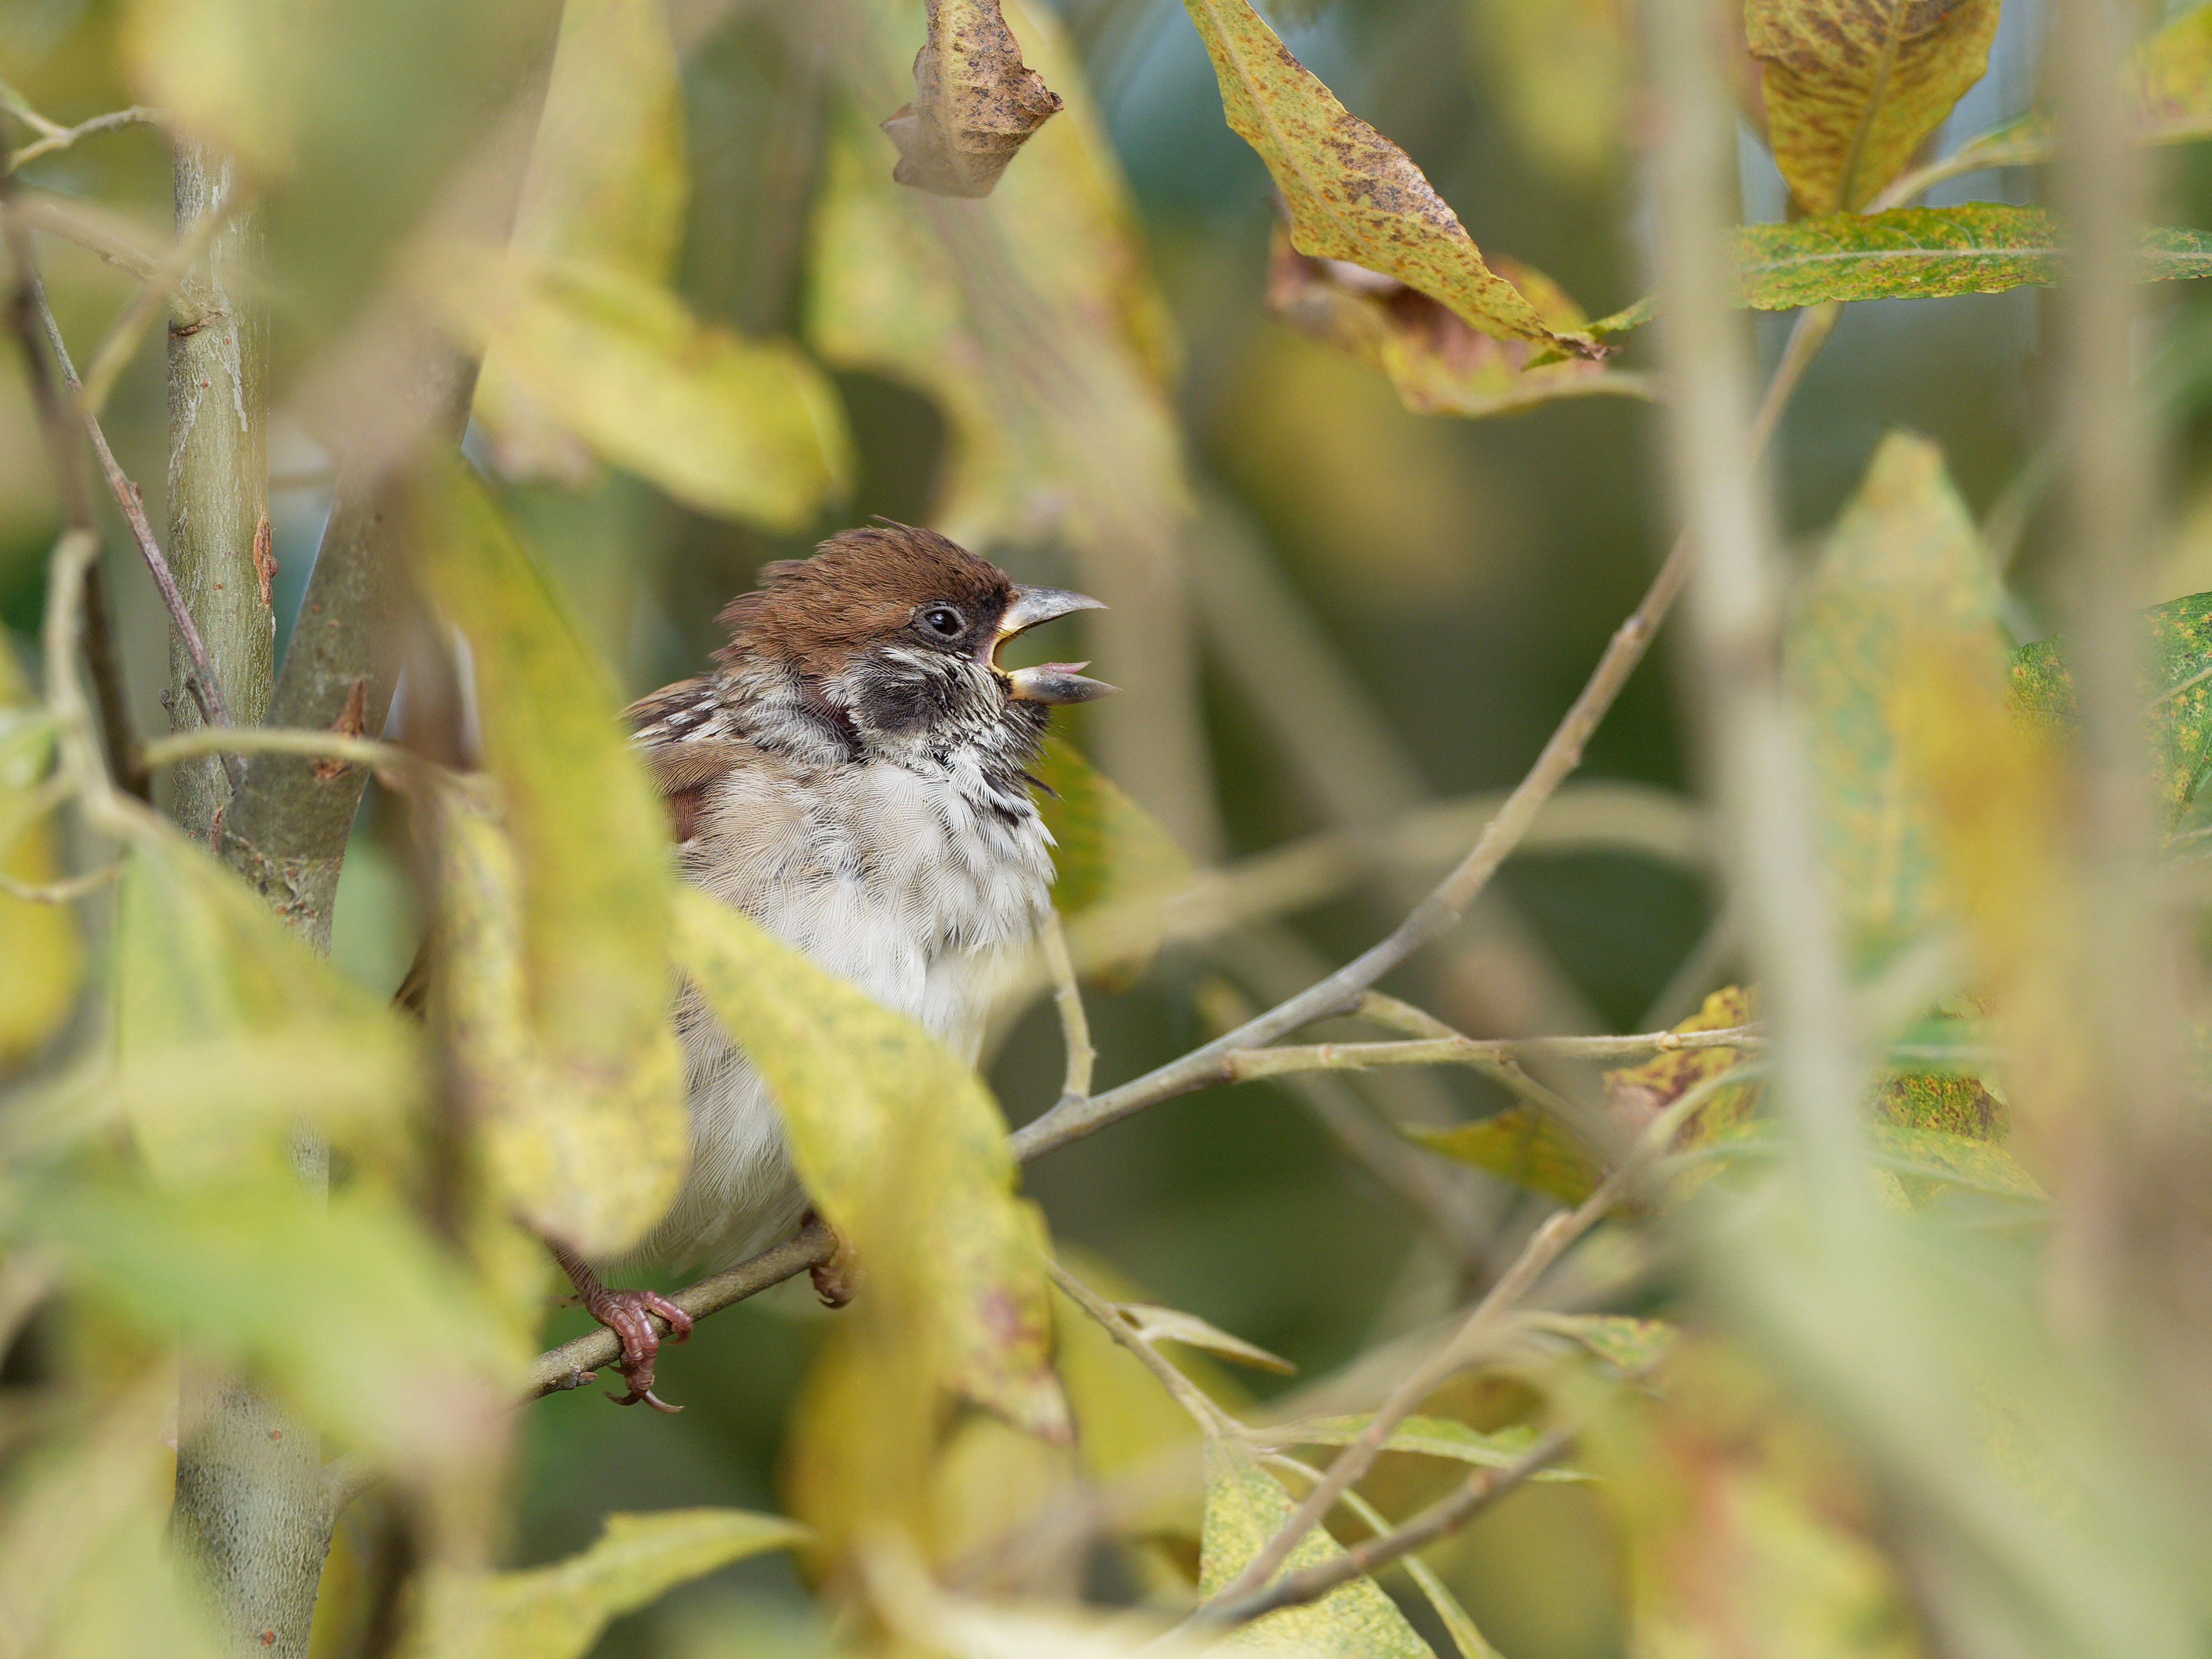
621 523 1060 1271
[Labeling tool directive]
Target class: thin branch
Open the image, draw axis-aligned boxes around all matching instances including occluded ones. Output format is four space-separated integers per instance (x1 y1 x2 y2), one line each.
1041 912 1095 1109
0 863 121 903
79 561 146 800
1197 1170 1619 1611
76 176 236 417
5 105 165 173
9 192 209 315
23 275 246 785
526 1220 835 1401
1201 1429 1572 1629
1259 1452 1501 1657
139 726 456 793
1044 1257 1239 1436
1224 1025 1764 1080
1012 304 1838 1168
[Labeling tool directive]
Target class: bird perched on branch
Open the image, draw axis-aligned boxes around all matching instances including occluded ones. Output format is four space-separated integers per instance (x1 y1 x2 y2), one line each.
561 520 1113 1409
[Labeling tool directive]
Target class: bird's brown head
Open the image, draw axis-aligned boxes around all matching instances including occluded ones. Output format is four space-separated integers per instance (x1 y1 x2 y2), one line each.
714 521 1113 760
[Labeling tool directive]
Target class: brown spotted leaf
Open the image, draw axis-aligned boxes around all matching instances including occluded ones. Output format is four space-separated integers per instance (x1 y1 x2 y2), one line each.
1264 227 1652 419
1180 0 1603 357
2009 590 2212 831
884 0 1065 197
1602 987 1764 1151
1746 0 2000 213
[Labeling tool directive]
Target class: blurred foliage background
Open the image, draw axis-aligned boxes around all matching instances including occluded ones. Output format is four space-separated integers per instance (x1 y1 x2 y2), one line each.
10 0 2212 1654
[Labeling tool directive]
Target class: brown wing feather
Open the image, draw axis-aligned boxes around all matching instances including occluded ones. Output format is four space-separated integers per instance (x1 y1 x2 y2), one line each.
627 677 762 844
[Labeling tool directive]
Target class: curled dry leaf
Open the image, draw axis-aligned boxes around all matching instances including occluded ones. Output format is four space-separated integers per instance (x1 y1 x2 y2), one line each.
1180 0 1603 359
1264 228 1650 418
1745 0 1999 213
884 0 1065 198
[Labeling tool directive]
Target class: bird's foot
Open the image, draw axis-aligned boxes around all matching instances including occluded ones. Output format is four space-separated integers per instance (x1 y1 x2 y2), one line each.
805 1215 861 1308
576 1285 693 1412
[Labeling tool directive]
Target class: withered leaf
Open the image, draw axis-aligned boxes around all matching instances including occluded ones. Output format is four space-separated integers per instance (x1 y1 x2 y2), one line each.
1264 227 1648 419
1745 0 1999 213
884 0 1065 198
1182 0 1604 359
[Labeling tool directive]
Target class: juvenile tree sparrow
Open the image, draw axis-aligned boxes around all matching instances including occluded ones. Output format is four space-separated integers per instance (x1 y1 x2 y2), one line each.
560 521 1113 1407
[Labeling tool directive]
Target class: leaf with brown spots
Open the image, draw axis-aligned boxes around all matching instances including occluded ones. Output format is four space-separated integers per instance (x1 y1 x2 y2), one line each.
1264 228 1654 419
883 0 1064 198
1180 0 1604 358
1603 987 1764 1151
1746 0 2000 213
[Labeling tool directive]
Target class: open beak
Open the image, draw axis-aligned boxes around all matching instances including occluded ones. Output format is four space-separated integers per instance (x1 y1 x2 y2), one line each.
994 586 1117 704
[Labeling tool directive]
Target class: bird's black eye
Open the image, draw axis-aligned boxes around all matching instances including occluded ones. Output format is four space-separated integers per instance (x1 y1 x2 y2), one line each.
919 605 965 638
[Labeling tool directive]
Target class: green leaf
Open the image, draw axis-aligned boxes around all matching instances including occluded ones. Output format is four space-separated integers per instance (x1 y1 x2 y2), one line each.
883 0 1065 197
406 1510 807 1659
1273 1413 1587 1480
1199 1438 1432 1657
1871 1066 2008 1139
32 1179 524 1475
670 884 1069 1438
1406 1110 1604 1206
114 820 420 1185
410 464 688 1258
1784 431 2009 965
1868 1124 2045 1200
1530 1314 1680 1376
1177 0 1600 359
1031 734 1191 916
1264 228 1653 419
459 252 853 529
1745 0 2000 213
1595 207 2212 337
1735 205 2212 310
0 646 80 1067
2009 590 2212 828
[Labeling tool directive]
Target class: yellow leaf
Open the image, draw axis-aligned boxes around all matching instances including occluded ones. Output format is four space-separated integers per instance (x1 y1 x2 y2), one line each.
114 820 420 1185
671 884 1068 1438
1584 1336 1922 1659
1179 0 1601 357
512 0 687 279
1783 431 2010 965
1032 736 1193 985
120 0 304 173
38 1179 523 1480
0 645 80 1067
458 252 852 528
1745 0 2000 213
883 0 1065 197
410 465 688 1258
1198 1438 1432 1657
407 1509 806 1659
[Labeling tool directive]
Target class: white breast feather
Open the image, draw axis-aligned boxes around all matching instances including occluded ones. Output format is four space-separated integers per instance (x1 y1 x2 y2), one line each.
637 751 1053 1271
